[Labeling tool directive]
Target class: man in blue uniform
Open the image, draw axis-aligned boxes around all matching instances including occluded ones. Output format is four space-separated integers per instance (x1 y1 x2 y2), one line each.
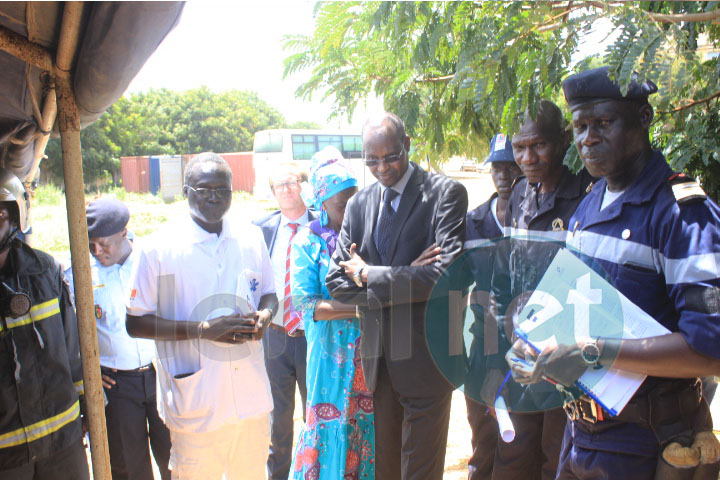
510 67 720 479
0 169 88 479
80 198 171 480
464 133 522 479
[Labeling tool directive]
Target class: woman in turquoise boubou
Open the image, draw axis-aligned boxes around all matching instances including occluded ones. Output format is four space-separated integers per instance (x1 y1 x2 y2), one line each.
290 146 375 479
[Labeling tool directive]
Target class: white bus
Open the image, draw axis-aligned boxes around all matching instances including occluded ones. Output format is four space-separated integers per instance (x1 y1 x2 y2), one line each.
252 129 376 198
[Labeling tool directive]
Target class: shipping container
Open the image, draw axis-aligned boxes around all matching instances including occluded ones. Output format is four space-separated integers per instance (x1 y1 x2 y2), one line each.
123 152 254 195
120 156 150 193
158 155 183 201
149 156 160 195
222 152 254 193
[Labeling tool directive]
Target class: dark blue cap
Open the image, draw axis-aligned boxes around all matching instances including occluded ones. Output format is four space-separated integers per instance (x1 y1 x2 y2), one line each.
86 198 130 238
562 66 658 111
485 133 515 163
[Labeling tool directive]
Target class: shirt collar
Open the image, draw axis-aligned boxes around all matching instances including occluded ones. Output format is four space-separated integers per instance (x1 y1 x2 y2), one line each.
590 150 670 206
186 215 228 244
383 161 415 198
279 209 309 228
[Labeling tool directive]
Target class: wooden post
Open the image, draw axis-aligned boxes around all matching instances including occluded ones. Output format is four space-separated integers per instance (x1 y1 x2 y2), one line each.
56 3 111 479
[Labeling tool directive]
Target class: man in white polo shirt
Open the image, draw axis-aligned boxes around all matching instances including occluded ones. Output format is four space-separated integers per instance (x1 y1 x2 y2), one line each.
126 152 277 479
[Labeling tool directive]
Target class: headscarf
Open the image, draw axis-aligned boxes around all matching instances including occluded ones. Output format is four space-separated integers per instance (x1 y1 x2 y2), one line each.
306 146 358 228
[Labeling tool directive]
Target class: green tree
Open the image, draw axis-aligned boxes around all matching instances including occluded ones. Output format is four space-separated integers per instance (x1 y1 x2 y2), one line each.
284 1 720 197
44 88 286 188
288 120 324 129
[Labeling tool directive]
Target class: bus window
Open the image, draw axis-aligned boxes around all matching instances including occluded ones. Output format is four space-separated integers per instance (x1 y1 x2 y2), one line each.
254 132 283 153
342 135 363 158
318 135 343 152
292 134 317 160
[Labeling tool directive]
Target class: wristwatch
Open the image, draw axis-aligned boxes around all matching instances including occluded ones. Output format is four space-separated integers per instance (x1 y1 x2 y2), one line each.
352 266 366 288
581 338 601 368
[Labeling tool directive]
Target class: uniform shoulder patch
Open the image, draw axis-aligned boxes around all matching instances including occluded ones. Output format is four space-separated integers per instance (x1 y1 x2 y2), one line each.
668 173 706 204
511 176 523 190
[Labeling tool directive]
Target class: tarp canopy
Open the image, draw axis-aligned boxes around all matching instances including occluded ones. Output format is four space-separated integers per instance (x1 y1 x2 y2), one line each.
0 1 184 182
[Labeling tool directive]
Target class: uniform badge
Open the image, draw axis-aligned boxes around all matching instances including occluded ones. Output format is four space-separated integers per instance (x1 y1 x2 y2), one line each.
94 304 102 319
552 218 564 231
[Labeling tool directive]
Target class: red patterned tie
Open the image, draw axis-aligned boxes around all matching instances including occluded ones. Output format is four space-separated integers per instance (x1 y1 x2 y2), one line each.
283 223 301 334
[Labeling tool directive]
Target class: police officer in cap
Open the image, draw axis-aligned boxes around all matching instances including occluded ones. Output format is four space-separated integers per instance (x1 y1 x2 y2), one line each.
69 198 171 480
464 133 523 479
0 169 88 479
509 66 720 478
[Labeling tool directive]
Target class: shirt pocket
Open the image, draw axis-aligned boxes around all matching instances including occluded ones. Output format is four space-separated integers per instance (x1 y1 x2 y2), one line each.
611 263 664 313
165 368 211 422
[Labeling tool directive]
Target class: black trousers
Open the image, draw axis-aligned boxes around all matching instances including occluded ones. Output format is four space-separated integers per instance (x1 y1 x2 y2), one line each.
0 439 89 480
492 408 567 480
466 395 499 480
373 357 453 480
103 365 171 480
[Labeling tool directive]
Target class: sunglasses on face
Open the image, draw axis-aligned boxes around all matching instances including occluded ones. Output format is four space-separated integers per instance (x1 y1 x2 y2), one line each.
185 185 232 199
363 145 405 167
272 180 300 192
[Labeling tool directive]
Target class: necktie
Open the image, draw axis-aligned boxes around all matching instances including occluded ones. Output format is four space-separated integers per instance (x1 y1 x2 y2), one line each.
374 189 399 264
283 223 301 334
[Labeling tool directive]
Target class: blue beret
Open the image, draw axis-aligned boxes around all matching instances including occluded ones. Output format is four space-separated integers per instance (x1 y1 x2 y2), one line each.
485 133 515 163
562 66 658 111
86 198 130 238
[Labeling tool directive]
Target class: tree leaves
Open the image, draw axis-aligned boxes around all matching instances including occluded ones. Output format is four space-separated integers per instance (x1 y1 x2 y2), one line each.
44 88 286 187
284 1 720 198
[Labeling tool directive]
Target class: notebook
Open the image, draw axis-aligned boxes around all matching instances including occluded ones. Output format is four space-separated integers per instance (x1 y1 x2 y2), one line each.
514 248 670 416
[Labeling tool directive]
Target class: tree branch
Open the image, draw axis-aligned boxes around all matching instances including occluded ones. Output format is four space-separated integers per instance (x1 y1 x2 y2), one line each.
670 90 720 113
415 74 455 83
646 9 720 24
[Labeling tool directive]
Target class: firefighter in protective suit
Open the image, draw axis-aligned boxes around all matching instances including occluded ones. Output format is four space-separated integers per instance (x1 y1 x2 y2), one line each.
0 169 88 479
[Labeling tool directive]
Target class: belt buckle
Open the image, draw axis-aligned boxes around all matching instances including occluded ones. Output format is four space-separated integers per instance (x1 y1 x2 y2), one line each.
563 399 580 422
579 398 598 424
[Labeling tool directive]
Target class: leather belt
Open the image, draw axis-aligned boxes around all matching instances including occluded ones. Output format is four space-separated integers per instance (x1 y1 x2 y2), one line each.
565 379 700 426
268 323 286 333
102 363 153 374
268 323 305 337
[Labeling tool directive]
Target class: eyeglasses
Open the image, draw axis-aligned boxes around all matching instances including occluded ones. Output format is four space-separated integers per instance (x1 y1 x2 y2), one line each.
272 180 300 192
363 146 405 167
185 185 232 199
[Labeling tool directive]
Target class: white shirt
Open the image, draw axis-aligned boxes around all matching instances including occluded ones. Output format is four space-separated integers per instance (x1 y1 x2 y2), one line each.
377 161 414 223
67 246 156 370
270 210 310 327
601 186 625 210
127 216 275 433
490 196 503 231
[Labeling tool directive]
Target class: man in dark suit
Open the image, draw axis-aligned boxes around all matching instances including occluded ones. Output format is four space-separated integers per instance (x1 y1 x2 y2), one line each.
253 164 318 480
326 112 468 479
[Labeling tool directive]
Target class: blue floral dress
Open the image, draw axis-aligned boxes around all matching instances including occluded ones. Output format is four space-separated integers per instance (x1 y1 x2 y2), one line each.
290 220 375 480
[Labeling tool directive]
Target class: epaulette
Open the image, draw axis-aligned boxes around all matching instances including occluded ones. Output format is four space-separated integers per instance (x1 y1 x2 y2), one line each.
668 173 706 204
510 175 524 190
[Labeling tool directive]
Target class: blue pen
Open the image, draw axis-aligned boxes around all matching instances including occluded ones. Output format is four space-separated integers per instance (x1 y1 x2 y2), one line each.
510 357 533 367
